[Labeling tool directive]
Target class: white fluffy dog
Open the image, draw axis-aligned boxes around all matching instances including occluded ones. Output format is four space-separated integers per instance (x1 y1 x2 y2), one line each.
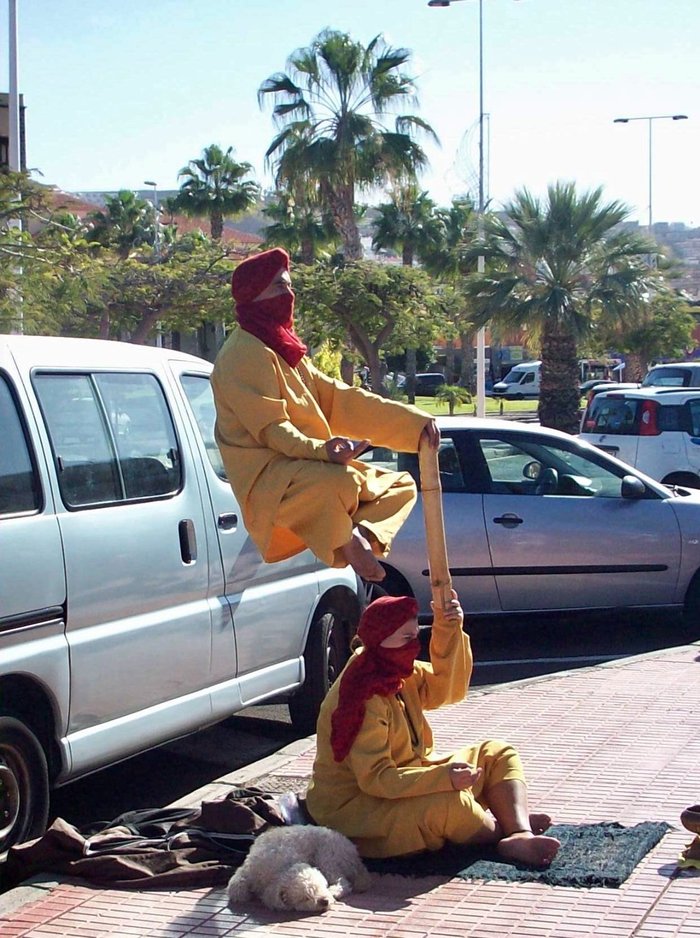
227 824 371 914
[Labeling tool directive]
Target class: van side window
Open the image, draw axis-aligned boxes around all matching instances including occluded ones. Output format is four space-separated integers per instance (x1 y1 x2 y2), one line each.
180 374 226 479
34 372 181 507
0 375 41 515
688 400 700 437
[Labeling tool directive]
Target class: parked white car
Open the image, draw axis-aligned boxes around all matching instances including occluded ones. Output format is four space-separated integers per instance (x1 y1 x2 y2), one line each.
579 387 700 489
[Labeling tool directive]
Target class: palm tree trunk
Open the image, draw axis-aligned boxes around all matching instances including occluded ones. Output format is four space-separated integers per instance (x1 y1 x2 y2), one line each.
402 245 414 267
405 347 417 403
624 352 645 382
325 185 362 261
538 324 581 434
301 237 314 265
459 330 475 391
211 209 223 241
445 340 455 384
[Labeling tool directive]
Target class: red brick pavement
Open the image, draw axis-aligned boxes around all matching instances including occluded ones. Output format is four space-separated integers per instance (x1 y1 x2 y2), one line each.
2 644 699 938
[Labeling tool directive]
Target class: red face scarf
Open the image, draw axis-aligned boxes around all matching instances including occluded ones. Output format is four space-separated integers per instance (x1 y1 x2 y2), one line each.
330 596 420 763
231 248 307 368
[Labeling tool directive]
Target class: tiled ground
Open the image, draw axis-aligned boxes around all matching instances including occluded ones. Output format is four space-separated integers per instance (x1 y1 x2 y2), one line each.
2 645 699 938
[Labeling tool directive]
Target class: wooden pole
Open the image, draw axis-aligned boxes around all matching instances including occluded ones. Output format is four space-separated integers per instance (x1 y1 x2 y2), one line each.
418 438 452 612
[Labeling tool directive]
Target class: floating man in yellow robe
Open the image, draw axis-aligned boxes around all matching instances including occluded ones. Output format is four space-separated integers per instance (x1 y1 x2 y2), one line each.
211 248 439 582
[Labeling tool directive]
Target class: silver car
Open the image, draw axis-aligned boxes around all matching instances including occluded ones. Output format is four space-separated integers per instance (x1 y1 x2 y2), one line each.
362 417 700 626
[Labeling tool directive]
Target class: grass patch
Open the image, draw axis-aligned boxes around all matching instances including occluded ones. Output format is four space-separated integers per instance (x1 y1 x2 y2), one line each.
413 396 539 417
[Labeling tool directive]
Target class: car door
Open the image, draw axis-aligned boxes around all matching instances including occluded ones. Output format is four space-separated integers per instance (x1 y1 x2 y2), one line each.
473 429 681 612
32 368 213 775
174 368 319 706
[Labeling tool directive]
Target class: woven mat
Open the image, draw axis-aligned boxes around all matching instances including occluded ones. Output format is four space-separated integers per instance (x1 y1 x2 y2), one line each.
366 822 671 888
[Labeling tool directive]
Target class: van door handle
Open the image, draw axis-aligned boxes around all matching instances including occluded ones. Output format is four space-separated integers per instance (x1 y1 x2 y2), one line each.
493 513 524 527
218 512 238 531
178 519 198 563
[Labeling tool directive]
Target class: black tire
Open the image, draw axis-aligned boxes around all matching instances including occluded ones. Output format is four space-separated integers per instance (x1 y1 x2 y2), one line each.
288 603 351 735
0 714 50 857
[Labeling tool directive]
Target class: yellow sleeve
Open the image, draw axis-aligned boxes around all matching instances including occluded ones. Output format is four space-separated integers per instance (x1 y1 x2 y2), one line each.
346 697 454 799
259 421 328 461
414 606 473 712
306 363 431 453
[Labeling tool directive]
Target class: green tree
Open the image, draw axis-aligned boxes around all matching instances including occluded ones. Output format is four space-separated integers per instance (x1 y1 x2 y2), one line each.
465 182 656 433
86 190 157 260
420 197 480 389
602 290 696 379
174 144 260 241
293 261 441 392
259 29 437 260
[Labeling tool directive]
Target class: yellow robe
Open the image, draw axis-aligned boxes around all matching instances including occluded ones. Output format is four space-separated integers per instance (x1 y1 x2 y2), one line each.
305 608 525 858
211 328 430 566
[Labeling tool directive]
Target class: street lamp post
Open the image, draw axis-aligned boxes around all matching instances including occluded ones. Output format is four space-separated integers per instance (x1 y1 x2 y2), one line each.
613 114 688 263
428 0 518 417
144 179 160 258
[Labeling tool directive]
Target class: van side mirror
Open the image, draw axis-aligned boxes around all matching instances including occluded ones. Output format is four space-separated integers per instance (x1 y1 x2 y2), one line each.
621 475 646 499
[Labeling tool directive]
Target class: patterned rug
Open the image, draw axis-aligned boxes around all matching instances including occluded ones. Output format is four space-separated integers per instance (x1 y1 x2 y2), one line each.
365 822 671 888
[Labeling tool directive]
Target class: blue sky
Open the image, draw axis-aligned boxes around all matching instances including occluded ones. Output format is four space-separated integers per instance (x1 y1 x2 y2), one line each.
2 0 698 226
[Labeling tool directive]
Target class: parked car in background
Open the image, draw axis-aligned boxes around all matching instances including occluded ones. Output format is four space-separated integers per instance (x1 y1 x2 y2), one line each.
360 416 700 627
414 372 446 397
578 387 700 489
0 335 362 854
641 362 700 388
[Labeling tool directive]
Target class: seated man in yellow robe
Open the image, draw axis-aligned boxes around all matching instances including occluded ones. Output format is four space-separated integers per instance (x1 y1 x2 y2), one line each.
211 247 439 581
306 591 561 867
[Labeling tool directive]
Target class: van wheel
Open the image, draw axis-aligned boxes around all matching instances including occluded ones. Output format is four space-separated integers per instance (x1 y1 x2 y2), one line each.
289 603 351 735
0 715 50 857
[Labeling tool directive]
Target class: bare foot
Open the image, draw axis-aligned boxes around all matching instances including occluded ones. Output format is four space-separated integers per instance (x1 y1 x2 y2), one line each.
340 530 386 582
529 813 552 835
497 831 560 868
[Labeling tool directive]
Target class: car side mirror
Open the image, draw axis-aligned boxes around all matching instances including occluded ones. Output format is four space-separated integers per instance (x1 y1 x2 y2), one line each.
621 475 646 499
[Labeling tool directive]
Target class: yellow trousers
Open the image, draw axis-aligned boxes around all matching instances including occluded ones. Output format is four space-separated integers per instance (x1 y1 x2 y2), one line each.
274 461 417 568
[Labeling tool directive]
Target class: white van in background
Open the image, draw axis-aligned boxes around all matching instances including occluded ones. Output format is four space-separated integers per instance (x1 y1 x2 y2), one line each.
491 361 541 400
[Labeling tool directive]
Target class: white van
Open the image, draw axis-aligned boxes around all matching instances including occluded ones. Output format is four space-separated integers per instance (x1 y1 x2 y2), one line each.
0 335 362 854
491 361 541 400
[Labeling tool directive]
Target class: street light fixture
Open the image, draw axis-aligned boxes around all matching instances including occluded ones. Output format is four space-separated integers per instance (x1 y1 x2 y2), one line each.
428 0 519 416
613 114 688 260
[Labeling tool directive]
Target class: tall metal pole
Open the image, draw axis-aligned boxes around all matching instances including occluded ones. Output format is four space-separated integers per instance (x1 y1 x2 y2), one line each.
613 113 688 267
475 0 486 417
8 0 20 172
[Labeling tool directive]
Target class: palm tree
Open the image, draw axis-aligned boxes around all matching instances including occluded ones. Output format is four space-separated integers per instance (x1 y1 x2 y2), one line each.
259 29 438 260
464 182 656 433
174 144 260 241
262 189 338 264
371 185 442 267
86 190 157 260
436 384 472 416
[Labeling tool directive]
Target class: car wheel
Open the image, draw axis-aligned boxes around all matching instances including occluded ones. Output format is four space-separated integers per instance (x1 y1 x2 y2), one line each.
0 714 50 857
682 572 700 637
288 603 352 735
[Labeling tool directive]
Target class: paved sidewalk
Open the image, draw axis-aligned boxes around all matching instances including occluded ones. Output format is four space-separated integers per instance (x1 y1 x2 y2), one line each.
1 642 699 938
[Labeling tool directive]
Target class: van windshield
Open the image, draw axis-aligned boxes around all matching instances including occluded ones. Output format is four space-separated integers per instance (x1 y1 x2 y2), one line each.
502 367 534 385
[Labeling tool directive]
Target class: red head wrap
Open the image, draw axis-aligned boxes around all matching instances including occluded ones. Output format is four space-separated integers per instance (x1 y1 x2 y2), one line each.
231 248 307 367
330 595 420 763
